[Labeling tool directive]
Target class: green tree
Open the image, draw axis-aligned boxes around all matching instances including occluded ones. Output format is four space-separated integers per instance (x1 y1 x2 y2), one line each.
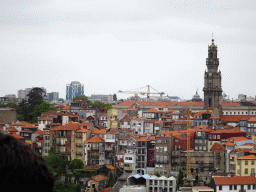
18 99 29 121
72 95 89 102
154 173 161 177
18 87 47 121
177 169 184 187
87 101 113 110
44 154 66 176
107 172 115 187
94 188 97 192
70 159 84 170
29 102 57 122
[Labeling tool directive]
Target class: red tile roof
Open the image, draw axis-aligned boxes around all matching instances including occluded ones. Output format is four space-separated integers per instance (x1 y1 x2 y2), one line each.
89 175 108 182
209 116 220 119
228 137 250 142
84 135 105 143
106 128 121 135
106 165 115 170
154 120 164 124
100 187 112 192
38 117 52 121
221 102 241 107
220 115 256 122
223 141 235 146
10 133 24 140
119 114 131 122
230 148 252 154
214 176 256 185
120 135 132 140
172 121 187 125
62 105 71 110
210 143 226 152
6 127 18 132
91 129 107 135
76 128 90 133
237 154 256 160
241 143 256 146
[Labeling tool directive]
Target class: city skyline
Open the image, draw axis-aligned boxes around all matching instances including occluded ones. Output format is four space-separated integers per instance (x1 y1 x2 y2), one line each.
0 0 255 100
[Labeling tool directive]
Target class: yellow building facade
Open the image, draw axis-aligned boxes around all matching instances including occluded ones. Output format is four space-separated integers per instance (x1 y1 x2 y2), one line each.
252 134 256 143
236 155 256 176
107 108 119 129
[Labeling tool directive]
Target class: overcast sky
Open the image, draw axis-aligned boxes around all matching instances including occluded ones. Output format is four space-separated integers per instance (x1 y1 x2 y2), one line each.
0 0 255 100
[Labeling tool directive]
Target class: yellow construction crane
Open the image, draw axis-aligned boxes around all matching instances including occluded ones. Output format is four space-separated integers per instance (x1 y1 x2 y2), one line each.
118 85 165 101
186 108 191 177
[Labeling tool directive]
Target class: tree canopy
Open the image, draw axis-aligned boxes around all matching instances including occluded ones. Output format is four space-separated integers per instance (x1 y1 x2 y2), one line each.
72 95 88 102
70 159 84 170
87 101 113 110
16 88 57 122
29 102 57 122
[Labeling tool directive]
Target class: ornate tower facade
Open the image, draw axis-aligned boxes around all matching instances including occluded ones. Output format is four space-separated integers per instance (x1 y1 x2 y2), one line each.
203 39 222 108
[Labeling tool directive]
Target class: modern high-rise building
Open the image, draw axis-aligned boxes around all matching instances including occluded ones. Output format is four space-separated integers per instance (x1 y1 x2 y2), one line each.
203 39 222 108
47 92 59 101
66 81 84 100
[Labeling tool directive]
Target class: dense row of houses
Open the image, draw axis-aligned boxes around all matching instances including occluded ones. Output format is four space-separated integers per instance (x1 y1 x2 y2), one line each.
1 100 256 191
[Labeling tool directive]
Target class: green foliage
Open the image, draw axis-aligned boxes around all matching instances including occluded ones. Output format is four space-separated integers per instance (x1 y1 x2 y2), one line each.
17 114 24 121
44 154 66 176
72 95 88 102
70 159 84 170
154 173 161 177
30 102 57 121
107 173 115 187
54 180 84 192
177 170 184 188
87 101 113 109
17 88 47 121
49 146 54 155
94 188 97 192
74 169 95 172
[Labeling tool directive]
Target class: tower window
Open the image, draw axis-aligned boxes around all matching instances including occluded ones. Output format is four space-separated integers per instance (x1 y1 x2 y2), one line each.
210 52 213 58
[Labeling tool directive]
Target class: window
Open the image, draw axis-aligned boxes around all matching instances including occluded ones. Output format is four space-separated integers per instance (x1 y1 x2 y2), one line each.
248 185 251 190
229 185 232 190
253 184 256 189
234 185 237 190
164 147 167 152
195 139 198 143
245 168 248 174
213 135 216 139
217 135 220 139
219 186 222 190
203 146 206 151
245 161 248 165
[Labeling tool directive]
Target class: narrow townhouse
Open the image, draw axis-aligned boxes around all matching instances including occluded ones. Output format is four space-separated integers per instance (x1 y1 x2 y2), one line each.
119 114 131 129
124 137 137 173
84 135 105 166
155 132 172 176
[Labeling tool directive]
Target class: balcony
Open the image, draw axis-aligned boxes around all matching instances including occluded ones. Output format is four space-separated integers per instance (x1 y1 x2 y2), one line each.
76 143 83 147
124 166 133 170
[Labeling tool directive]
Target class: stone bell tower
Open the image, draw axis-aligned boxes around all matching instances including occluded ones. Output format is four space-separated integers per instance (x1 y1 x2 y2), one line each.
203 39 222 109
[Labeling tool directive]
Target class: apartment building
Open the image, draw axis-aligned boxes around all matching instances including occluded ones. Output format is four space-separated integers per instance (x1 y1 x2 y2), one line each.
124 137 137 173
84 135 105 166
236 155 256 176
155 132 172 176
